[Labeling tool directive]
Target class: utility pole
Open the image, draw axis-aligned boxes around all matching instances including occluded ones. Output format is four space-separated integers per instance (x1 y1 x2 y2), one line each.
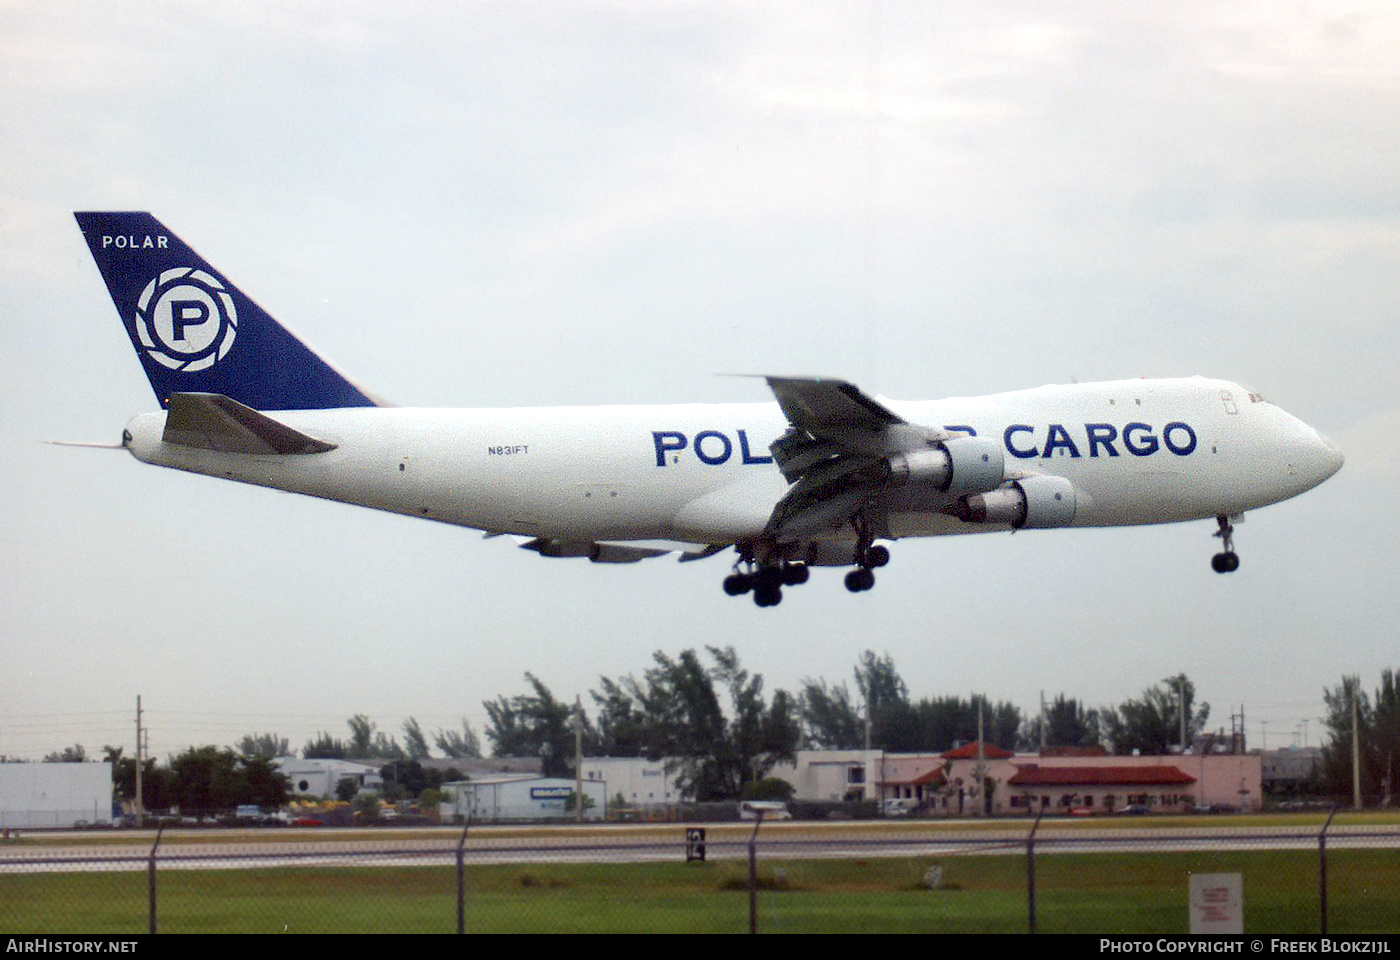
134 695 144 828
976 696 985 817
574 696 584 823
1351 676 1363 811
1179 678 1187 752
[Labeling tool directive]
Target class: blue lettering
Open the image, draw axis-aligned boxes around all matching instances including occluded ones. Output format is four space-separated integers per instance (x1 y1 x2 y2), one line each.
1085 423 1119 457
1042 423 1081 458
1122 423 1159 456
1162 421 1197 456
652 431 687 467
694 430 733 465
1004 424 1038 459
738 429 773 465
943 424 977 437
171 300 210 340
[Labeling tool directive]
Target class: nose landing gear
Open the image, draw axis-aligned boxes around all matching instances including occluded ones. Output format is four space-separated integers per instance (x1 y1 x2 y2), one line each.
1211 514 1241 573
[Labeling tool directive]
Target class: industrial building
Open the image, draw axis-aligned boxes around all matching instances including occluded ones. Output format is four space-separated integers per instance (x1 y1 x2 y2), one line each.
0 762 113 828
579 756 683 810
273 757 384 798
444 775 607 822
772 744 1263 815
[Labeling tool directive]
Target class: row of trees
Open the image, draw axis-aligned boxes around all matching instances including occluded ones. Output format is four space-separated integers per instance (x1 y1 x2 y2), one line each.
29 654 1397 807
98 745 290 817
1318 669 1400 803
470 649 1222 800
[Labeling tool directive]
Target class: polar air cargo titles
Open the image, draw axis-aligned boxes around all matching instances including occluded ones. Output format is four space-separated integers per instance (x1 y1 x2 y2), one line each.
75 212 1344 607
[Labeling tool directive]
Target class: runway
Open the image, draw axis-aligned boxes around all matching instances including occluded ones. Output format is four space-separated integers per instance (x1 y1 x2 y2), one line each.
3 820 1397 873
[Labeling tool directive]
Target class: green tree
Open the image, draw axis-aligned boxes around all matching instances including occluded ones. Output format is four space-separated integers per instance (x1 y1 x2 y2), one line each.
352 792 381 823
105 745 174 811
590 676 646 757
1101 674 1209 755
1317 671 1400 803
240 755 291 809
877 694 1020 753
169 746 244 818
418 788 444 819
346 715 404 760
235 733 290 759
302 732 347 759
484 673 577 777
855 651 908 716
402 718 432 761
1022 694 1102 751
799 678 864 748
625 647 798 801
334 776 359 802
433 718 483 759
43 744 87 763
378 759 464 800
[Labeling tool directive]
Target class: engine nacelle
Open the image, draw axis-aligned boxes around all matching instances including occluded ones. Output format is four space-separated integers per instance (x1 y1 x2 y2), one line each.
886 436 1004 497
951 475 1077 529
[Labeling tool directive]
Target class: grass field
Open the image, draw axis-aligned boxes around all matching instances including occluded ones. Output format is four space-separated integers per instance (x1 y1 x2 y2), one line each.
2 847 1395 934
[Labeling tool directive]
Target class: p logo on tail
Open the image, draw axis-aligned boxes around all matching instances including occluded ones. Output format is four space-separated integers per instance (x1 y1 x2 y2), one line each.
75 212 380 411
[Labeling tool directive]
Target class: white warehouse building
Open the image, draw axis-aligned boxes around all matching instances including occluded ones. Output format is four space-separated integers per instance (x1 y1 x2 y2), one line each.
0 763 113 829
273 757 384 798
579 757 684 809
446 775 607 822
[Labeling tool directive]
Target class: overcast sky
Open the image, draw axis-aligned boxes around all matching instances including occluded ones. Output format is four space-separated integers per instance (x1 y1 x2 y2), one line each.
2 1 1395 763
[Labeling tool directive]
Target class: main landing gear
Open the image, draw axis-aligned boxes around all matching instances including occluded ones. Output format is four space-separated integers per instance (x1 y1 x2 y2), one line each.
723 539 893 607
843 544 888 593
724 561 809 607
1211 514 1241 573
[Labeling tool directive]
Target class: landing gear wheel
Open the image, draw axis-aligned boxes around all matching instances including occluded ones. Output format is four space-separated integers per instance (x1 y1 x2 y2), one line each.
754 566 783 591
1211 514 1240 574
754 584 783 607
723 573 753 596
845 568 875 592
865 545 890 568
782 562 810 586
1211 552 1240 574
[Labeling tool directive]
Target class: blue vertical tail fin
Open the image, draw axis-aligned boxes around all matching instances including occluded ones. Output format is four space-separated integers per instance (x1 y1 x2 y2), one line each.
75 212 381 410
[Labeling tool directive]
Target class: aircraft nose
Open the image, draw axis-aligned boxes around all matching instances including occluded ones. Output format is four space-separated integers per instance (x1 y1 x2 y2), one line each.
1294 424 1344 490
1314 431 1345 480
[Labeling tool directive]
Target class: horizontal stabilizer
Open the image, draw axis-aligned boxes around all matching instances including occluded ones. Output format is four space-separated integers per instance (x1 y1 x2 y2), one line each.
161 393 337 455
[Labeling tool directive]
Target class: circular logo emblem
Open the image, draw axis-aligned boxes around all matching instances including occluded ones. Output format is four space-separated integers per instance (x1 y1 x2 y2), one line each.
133 267 237 371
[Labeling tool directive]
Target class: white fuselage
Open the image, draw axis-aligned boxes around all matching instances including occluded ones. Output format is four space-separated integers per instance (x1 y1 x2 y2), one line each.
121 376 1343 549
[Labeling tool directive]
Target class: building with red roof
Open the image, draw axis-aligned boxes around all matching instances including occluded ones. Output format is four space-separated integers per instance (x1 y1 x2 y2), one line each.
772 746 1260 816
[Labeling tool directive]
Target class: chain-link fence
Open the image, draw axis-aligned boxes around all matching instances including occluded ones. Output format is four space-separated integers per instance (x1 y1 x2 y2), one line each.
2 818 1397 933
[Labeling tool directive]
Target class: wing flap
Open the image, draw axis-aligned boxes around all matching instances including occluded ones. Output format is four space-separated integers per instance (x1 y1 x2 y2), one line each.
518 537 721 563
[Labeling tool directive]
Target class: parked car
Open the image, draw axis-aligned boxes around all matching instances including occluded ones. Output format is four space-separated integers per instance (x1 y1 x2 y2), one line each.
738 801 792 821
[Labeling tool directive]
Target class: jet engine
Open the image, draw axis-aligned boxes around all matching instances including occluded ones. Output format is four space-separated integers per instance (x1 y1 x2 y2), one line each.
885 436 1004 497
947 475 1077 529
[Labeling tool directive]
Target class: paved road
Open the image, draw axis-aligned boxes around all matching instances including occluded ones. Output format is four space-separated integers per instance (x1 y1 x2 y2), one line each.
3 821 1397 872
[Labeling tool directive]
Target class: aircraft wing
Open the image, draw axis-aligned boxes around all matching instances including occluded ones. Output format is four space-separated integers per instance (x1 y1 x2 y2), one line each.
764 376 904 438
513 536 725 564
761 377 942 540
